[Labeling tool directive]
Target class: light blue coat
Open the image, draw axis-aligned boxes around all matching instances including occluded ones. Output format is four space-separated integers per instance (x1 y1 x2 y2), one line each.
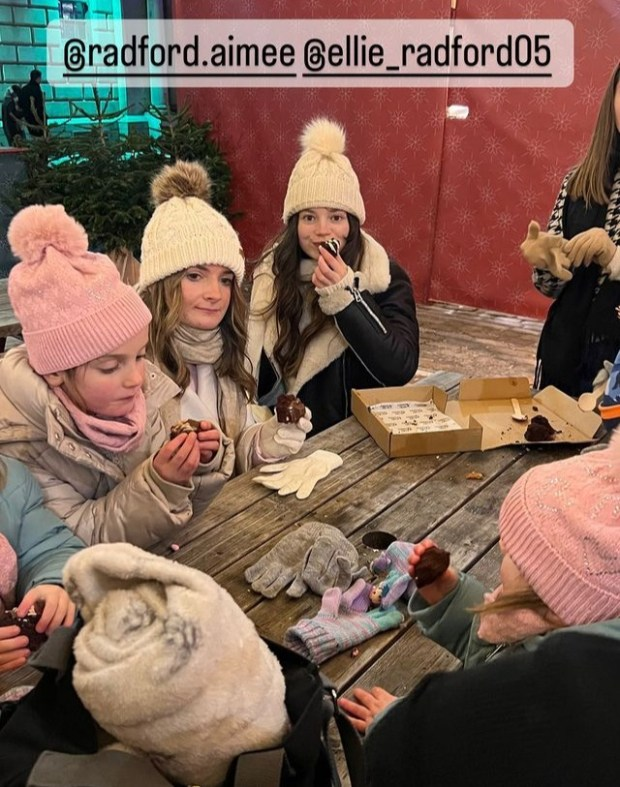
0 455 84 601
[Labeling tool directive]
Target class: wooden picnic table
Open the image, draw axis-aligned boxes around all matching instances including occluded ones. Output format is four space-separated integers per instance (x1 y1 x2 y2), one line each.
150 369 583 699
0 278 21 352
0 370 584 708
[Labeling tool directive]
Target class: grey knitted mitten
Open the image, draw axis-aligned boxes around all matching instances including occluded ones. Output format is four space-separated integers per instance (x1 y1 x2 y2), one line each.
287 526 359 598
245 522 358 599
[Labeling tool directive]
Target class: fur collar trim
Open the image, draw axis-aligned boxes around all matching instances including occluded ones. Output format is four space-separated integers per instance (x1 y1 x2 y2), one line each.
247 231 390 393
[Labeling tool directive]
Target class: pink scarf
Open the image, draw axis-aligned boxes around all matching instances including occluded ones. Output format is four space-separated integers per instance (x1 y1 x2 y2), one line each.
476 585 560 645
54 387 147 454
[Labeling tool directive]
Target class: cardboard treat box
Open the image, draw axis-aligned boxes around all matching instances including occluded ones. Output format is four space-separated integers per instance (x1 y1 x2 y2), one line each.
351 377 602 458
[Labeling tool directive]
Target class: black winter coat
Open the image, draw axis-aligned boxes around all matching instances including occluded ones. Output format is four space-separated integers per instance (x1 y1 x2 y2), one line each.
365 630 620 787
257 260 420 435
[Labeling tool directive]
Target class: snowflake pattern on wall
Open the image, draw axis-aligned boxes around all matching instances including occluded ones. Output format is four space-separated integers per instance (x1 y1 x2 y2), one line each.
173 0 619 317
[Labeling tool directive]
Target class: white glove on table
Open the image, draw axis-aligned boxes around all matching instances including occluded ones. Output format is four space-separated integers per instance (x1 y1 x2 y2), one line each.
257 409 313 460
253 449 343 499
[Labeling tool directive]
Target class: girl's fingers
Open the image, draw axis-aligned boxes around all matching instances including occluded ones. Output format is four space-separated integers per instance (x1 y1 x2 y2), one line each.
338 696 370 721
65 601 76 627
36 600 56 632
170 432 197 466
0 654 29 673
0 625 21 641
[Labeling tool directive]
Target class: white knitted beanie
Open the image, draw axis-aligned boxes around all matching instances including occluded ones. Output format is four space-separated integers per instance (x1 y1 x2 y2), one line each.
139 160 245 291
282 117 366 224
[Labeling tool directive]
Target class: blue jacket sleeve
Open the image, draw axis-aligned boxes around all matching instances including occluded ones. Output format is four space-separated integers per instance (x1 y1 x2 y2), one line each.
408 572 496 665
0 457 85 600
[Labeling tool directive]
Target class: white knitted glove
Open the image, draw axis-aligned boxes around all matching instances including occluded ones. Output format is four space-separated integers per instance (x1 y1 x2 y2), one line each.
257 409 312 460
253 450 343 499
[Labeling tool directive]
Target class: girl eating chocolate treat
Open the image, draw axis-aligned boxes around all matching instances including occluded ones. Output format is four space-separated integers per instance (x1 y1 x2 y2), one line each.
0 205 215 547
247 117 420 435
139 161 312 476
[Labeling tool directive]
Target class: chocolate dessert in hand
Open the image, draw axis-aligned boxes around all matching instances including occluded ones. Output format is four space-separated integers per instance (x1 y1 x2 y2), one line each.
320 238 340 256
413 546 451 588
0 603 47 651
170 418 202 439
524 415 557 442
275 394 306 424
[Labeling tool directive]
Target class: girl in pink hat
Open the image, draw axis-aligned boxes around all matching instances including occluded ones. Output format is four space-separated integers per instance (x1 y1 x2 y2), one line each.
340 429 620 742
0 204 223 547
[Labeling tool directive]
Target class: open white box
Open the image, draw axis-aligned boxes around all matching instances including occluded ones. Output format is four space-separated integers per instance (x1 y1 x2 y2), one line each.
351 377 603 457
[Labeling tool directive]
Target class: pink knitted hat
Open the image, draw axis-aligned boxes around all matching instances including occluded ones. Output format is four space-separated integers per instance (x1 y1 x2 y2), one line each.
499 431 620 626
7 205 152 375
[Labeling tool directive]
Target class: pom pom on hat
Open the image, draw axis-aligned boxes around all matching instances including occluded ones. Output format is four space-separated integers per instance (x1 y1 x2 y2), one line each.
7 204 151 375
282 117 365 224
300 117 346 157
151 160 212 206
7 203 88 265
139 160 245 290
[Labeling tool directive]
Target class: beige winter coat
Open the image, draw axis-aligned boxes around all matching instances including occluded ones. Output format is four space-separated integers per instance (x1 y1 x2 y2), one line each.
0 347 234 547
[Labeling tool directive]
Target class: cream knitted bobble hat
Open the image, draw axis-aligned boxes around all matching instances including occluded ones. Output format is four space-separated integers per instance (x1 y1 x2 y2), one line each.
138 160 245 291
282 117 366 224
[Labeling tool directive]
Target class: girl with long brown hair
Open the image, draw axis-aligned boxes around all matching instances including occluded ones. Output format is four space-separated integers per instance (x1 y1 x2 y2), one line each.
522 61 620 396
247 118 420 435
139 161 312 476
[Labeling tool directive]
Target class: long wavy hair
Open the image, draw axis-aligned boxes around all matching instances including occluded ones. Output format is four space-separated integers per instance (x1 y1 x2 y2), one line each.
142 270 256 401
255 213 364 381
569 62 620 205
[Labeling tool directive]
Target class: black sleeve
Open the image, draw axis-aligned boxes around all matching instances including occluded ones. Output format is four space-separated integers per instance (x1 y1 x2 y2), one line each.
364 632 620 787
334 260 420 385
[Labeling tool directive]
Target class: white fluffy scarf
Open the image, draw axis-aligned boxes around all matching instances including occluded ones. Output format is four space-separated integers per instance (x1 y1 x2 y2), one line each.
246 230 391 394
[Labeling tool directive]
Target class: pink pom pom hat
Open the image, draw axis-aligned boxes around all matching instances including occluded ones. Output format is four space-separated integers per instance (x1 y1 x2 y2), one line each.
7 205 151 375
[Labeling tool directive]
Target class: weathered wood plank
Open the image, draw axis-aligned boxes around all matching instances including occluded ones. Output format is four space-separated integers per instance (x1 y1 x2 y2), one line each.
338 623 460 697
331 446 523 545
423 445 577 573
0 663 40 695
175 438 391 572
468 542 502 589
152 417 371 555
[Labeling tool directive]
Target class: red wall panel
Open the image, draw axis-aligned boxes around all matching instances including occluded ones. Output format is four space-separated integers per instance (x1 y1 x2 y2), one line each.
173 0 619 318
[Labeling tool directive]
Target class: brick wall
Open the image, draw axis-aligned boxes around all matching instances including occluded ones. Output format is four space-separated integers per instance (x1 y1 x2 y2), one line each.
0 0 122 144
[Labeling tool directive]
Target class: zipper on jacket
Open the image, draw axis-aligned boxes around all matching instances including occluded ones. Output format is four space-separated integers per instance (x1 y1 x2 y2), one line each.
335 321 384 387
346 285 388 335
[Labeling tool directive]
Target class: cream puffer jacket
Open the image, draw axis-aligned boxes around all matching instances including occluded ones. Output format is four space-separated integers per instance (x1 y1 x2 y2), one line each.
0 347 235 548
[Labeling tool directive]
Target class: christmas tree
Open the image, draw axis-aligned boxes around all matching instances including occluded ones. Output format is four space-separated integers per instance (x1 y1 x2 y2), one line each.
6 90 234 284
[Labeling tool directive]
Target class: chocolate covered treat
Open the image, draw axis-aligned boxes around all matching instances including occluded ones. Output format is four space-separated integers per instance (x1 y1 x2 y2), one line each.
524 415 557 442
170 418 202 439
413 546 451 588
275 394 306 424
0 603 47 652
320 238 340 256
